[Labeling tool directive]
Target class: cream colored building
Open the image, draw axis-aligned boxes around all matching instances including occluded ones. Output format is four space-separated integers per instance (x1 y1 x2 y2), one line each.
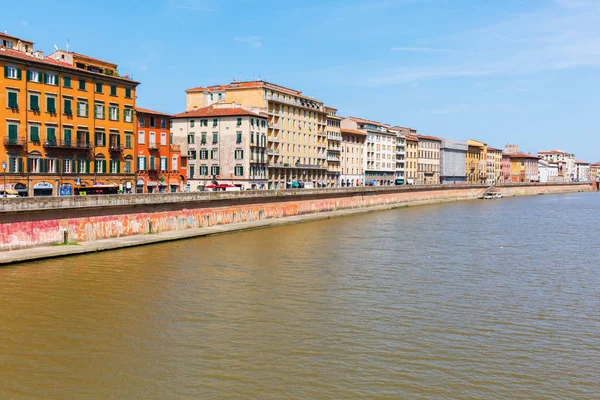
342 117 395 186
171 103 268 191
417 135 441 185
325 106 342 187
405 134 418 184
186 81 327 189
487 147 503 183
467 139 488 184
339 128 366 187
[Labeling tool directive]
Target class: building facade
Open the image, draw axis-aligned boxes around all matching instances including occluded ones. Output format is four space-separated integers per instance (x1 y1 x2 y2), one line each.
440 139 467 184
591 163 599 180
325 106 342 187
390 126 407 185
538 159 559 183
417 135 441 185
171 103 268 191
342 117 395 186
575 160 590 181
486 147 503 184
135 108 186 193
466 139 488 184
405 134 418 184
501 154 511 183
185 81 327 189
509 153 539 182
1 32 138 196
538 150 576 181
339 128 366 187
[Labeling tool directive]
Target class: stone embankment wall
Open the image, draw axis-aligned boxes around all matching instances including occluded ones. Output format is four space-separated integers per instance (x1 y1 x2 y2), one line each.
0 183 592 252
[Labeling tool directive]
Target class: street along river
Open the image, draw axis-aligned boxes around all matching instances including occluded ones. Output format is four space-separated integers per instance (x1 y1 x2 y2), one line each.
1 192 599 399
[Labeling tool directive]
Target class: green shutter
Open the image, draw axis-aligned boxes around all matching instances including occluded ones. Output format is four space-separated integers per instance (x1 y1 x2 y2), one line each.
47 127 56 142
47 97 56 113
64 76 71 88
116 107 120 121
43 73 47 84
17 157 23 172
8 92 18 109
30 94 39 111
117 161 120 173
64 99 72 115
3 66 8 78
30 126 40 142
16 68 22 80
85 102 89 117
64 129 72 146
8 125 18 142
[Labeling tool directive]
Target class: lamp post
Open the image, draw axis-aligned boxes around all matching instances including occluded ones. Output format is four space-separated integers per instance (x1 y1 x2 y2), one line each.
2 161 6 198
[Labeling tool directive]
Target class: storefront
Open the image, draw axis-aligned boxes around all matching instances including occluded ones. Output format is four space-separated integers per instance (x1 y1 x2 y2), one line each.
59 183 73 196
33 182 54 197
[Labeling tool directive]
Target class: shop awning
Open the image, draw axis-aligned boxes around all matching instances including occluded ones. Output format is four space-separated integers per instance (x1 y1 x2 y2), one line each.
169 178 179 185
147 181 158 187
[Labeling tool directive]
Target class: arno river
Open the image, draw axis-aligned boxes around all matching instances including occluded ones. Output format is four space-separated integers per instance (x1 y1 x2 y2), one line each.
1 193 599 399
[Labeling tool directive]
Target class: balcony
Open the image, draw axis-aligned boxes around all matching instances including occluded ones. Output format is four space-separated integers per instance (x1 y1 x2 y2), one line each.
170 144 181 152
268 123 280 129
327 133 341 141
267 149 280 155
148 142 160 150
109 143 124 152
268 136 280 143
44 140 91 149
4 137 26 147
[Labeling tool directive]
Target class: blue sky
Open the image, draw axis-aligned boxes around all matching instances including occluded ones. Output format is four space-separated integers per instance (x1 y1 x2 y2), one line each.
2 0 599 160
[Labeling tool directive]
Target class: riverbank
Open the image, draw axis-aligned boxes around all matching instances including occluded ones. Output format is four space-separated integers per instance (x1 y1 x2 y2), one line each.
0 182 593 264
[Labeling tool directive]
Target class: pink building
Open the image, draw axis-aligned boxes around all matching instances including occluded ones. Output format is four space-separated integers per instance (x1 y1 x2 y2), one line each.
501 154 511 183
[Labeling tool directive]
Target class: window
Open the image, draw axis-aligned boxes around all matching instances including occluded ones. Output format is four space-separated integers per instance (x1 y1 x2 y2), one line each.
234 165 244 176
63 76 72 88
95 83 103 93
171 155 178 171
125 134 132 149
95 159 106 174
236 132 242 144
212 132 218 144
29 93 40 112
63 129 73 146
46 126 57 144
201 119 208 127
78 159 89 173
138 156 146 171
235 150 243 160
110 85 117 96
4 66 20 80
237 118 242 126
212 119 218 127
160 132 167 146
211 149 218 160
149 156 156 170
7 90 18 109
29 125 40 143
201 132 207 144
63 98 72 115
190 120 195 128
109 105 118 121
44 73 57 85
138 131 145 144
188 150 197 159
251 133 254 144
110 160 120 174
125 88 132 98
211 166 220 176
199 165 208 176
7 156 23 173
251 118 254 126
160 118 166 129
160 157 167 171
78 79 86 91
95 131 106 147
138 115 145 127
63 159 73 174
150 116 155 128
125 159 132 174
200 150 208 160
187 134 195 144
77 101 88 117
95 103 105 119
124 108 133 123
189 165 195 178
27 70 41 83
46 96 57 113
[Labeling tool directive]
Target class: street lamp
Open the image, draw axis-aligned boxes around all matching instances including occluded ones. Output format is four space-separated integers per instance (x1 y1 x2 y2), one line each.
2 161 6 198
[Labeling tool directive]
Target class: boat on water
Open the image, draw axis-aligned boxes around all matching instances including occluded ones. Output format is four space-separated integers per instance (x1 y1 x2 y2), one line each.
482 192 503 199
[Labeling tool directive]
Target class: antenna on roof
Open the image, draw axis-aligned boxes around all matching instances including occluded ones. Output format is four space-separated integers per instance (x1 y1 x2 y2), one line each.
66 39 70 52
53 44 59 51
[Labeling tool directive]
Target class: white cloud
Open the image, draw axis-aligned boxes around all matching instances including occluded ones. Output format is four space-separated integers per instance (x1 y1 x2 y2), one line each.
235 36 263 49
391 47 449 53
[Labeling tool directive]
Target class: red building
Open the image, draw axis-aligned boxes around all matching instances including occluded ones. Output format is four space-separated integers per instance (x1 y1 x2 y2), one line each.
501 154 511 183
135 108 186 193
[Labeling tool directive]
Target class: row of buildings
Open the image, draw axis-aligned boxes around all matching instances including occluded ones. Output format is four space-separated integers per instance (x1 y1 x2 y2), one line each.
0 31 597 196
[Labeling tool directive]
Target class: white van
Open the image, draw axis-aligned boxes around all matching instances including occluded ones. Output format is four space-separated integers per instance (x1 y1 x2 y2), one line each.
303 182 315 189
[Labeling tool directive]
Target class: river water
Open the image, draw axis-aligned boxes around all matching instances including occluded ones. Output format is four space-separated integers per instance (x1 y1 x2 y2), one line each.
1 193 599 399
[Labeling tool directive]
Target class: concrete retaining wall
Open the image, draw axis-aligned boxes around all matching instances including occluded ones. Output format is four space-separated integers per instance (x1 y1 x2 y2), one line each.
0 183 592 252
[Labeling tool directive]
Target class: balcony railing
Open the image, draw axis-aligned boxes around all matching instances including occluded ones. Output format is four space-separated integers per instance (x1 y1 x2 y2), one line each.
268 136 280 143
170 144 181 152
44 140 91 149
109 143 124 152
148 142 160 150
4 137 26 147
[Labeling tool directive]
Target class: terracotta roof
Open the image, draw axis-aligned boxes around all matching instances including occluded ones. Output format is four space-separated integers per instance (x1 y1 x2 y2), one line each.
185 80 322 102
341 128 367 136
0 32 33 43
0 48 139 84
173 105 263 118
507 153 540 159
417 135 442 141
487 147 503 152
136 107 172 117
538 150 570 155
67 51 118 68
575 160 590 164
348 116 385 126
405 135 419 142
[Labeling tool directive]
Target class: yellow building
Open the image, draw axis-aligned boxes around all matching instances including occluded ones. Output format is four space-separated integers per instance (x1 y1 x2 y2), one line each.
405 134 418 184
186 81 327 189
487 147 503 183
0 32 138 196
466 139 487 184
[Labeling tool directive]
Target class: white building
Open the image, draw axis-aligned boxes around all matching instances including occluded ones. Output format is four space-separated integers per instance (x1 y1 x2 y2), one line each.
172 103 268 191
389 127 406 185
575 160 591 181
538 150 576 181
538 159 559 182
339 128 366 187
342 117 395 186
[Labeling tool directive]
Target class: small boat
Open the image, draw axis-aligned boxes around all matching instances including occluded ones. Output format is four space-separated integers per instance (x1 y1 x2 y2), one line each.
482 192 503 199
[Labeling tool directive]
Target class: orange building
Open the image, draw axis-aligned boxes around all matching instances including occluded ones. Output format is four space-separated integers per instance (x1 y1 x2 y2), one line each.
509 153 540 183
135 108 186 193
0 32 139 196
